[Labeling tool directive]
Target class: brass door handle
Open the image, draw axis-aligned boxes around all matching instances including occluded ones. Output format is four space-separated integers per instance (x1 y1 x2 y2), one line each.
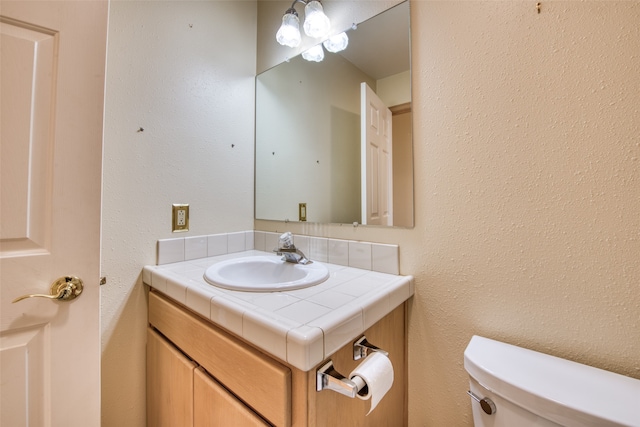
12 276 84 303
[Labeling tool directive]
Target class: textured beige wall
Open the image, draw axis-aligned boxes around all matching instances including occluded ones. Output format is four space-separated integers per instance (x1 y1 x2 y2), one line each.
257 1 640 425
101 2 256 425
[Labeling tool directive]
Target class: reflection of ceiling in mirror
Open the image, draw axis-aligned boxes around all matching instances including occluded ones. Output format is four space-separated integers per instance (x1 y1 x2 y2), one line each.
339 2 409 80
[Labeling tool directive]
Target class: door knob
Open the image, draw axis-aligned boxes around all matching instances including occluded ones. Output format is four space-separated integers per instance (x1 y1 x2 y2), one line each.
12 276 84 303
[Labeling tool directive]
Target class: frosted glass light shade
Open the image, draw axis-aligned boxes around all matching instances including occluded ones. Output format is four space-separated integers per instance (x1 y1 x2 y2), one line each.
322 32 349 53
276 12 301 48
303 1 331 39
302 44 324 62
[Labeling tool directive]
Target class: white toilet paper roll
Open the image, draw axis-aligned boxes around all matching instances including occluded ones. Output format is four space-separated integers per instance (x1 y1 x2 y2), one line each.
349 352 394 415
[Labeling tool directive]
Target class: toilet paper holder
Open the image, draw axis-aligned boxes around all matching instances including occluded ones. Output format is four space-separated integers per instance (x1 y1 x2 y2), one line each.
316 360 366 398
353 336 388 361
316 335 388 397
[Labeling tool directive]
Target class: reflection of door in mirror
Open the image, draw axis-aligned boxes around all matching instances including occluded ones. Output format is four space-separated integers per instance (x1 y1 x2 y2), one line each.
361 82 393 226
390 102 413 227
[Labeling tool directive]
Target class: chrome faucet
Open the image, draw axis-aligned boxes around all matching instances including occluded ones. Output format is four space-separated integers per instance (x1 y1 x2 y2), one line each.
274 232 312 264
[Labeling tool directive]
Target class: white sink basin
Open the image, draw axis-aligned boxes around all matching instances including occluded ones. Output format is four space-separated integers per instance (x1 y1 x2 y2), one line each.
203 255 329 292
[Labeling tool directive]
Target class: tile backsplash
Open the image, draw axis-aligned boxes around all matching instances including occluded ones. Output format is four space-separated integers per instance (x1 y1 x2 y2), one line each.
157 230 400 275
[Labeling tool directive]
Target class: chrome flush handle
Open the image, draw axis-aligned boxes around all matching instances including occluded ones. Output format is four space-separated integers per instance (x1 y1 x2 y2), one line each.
467 390 496 415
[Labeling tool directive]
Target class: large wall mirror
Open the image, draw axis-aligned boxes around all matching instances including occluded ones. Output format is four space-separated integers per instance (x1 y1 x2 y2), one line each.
255 1 413 227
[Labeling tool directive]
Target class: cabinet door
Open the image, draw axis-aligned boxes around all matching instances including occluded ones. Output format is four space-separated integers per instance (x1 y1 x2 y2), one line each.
194 367 269 427
147 328 197 427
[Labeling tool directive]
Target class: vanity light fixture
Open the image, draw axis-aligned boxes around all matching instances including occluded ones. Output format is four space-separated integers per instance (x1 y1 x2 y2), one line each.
276 10 302 48
302 1 331 38
276 0 331 48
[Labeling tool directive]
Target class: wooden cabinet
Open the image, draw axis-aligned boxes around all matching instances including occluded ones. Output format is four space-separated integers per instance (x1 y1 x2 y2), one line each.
147 290 407 427
147 327 270 427
147 291 289 426
147 328 196 426
194 367 269 427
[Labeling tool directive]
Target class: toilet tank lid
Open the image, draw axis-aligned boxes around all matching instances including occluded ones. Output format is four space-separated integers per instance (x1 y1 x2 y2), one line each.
464 335 640 427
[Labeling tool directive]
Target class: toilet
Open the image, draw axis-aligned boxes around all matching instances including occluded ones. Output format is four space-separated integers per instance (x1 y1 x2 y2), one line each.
464 335 640 427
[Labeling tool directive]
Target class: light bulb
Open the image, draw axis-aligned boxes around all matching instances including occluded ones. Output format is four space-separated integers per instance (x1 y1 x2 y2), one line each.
302 44 325 62
276 11 301 48
322 32 349 53
303 1 331 39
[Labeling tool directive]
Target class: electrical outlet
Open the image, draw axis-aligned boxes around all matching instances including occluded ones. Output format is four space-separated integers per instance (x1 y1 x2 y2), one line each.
172 204 189 232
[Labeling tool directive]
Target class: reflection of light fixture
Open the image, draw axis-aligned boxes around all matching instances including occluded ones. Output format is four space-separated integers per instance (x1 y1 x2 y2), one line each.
276 0 331 48
322 31 349 53
302 44 325 62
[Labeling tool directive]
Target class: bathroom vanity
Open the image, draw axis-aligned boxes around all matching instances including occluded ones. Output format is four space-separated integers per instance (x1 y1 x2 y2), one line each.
143 248 413 426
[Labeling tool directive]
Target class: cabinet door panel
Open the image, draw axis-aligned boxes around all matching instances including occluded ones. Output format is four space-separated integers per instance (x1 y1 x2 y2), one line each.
147 328 196 427
194 367 269 427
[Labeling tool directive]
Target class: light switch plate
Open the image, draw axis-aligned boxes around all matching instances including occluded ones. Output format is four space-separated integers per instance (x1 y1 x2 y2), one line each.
172 204 189 232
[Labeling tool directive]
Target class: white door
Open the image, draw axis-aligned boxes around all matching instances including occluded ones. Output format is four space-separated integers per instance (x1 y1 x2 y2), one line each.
361 82 393 226
0 1 108 426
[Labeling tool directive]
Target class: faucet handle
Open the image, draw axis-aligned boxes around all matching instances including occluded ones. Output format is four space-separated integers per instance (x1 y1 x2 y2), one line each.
279 232 294 249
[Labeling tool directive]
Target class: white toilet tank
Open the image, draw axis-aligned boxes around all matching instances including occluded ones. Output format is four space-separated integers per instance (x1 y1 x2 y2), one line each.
464 335 640 427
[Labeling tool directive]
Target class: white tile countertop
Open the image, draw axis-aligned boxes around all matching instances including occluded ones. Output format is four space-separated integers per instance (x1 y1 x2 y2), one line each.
143 250 414 371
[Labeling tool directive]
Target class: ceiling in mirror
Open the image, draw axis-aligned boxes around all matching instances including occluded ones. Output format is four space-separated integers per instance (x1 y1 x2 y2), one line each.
255 1 413 228
338 4 409 80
